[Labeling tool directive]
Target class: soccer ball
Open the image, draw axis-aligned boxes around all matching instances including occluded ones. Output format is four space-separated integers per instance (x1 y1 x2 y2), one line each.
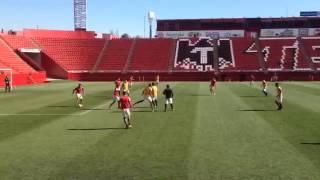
79 104 83 108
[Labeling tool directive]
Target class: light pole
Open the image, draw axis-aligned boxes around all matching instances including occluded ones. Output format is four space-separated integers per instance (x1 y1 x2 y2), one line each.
148 11 155 39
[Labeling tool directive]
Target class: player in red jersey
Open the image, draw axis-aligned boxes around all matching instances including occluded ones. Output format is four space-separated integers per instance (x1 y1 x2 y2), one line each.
72 83 84 107
209 78 217 95
109 87 121 109
119 91 133 129
115 78 122 90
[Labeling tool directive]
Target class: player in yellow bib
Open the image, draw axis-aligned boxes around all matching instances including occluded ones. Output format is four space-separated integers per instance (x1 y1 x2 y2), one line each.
151 82 158 110
122 80 130 95
133 83 154 111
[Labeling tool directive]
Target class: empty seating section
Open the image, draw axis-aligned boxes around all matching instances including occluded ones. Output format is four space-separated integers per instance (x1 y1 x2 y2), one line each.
0 40 35 73
231 38 260 70
232 38 261 70
1 35 37 49
97 39 133 71
260 39 293 70
35 38 105 71
129 39 174 71
301 38 320 70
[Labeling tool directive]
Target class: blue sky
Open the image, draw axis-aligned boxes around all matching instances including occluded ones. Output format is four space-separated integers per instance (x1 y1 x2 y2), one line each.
0 0 319 37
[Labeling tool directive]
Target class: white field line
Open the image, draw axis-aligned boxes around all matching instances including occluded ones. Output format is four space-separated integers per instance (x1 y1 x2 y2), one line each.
77 100 111 116
0 113 81 116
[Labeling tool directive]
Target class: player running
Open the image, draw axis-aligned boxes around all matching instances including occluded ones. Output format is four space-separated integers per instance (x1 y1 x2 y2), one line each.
72 83 84 107
129 75 134 88
250 74 255 86
4 75 11 93
155 74 160 84
209 78 217 95
109 86 121 109
119 91 133 129
262 80 268 96
163 84 174 112
122 80 130 95
115 78 122 89
151 82 158 110
275 83 283 111
133 83 154 111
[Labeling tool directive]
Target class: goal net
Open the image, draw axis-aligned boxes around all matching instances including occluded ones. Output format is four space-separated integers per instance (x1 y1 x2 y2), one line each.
0 68 13 89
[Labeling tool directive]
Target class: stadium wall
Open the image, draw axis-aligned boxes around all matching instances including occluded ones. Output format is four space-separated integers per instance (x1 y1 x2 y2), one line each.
0 71 47 87
67 71 320 81
41 53 68 79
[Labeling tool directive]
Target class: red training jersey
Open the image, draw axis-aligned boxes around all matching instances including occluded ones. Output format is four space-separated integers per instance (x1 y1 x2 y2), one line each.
120 96 132 109
74 87 84 94
115 80 122 88
211 80 216 86
113 88 120 96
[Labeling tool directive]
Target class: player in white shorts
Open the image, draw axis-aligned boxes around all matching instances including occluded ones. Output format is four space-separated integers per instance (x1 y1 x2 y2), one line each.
109 87 121 109
151 82 158 109
133 83 154 111
72 83 84 107
120 92 133 129
262 80 268 96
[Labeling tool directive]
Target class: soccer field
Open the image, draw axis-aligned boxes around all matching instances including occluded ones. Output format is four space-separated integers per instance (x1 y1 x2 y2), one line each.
0 81 320 179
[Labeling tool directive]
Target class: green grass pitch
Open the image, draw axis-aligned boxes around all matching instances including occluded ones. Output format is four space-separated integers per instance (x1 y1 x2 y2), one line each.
0 80 320 179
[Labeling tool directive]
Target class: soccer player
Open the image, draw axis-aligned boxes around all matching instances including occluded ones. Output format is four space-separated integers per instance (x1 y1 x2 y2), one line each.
155 74 160 84
72 83 84 107
163 84 174 112
133 83 154 111
209 78 217 95
262 80 268 96
109 86 121 109
115 78 122 90
129 75 134 88
151 82 158 109
119 91 133 129
275 83 283 111
122 80 130 95
250 74 255 86
4 75 11 93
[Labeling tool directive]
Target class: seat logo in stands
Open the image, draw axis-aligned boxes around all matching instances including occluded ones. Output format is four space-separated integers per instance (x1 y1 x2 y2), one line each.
174 38 235 71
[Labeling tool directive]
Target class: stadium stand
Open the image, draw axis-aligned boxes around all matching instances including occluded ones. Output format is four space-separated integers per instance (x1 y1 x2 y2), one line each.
128 39 175 71
1 35 38 49
23 29 96 39
95 39 133 71
34 38 105 71
300 37 320 70
232 38 261 70
0 37 36 73
1 28 319 82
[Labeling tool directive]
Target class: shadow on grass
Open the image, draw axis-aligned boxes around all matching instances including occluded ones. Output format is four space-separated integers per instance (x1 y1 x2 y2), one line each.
238 109 276 112
81 108 106 111
67 128 126 131
301 142 320 145
134 110 156 113
190 94 210 97
90 95 109 98
239 95 264 98
48 105 75 108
